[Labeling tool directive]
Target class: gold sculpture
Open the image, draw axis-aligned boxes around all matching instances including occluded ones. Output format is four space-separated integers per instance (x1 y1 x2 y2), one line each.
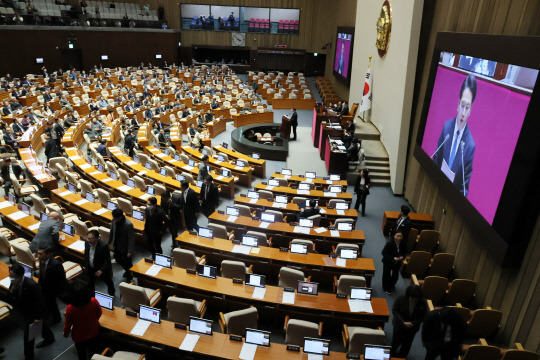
376 0 392 58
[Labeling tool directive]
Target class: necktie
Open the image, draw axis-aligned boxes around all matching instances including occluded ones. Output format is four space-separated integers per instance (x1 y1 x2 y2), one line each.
449 130 461 168
205 186 208 200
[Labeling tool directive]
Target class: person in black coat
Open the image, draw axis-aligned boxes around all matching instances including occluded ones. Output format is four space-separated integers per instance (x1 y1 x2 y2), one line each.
180 181 200 231
297 199 320 221
160 191 183 249
107 208 135 280
422 307 466 360
391 285 428 358
381 230 407 294
124 129 136 157
391 205 412 242
84 229 115 296
8 263 55 359
44 132 61 165
346 137 360 161
37 245 68 324
144 196 168 259
199 176 219 218
290 107 298 140
1 157 24 195
354 169 371 217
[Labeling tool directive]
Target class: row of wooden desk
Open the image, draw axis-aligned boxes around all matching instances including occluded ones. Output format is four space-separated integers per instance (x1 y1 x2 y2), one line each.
213 144 266 178
253 183 352 206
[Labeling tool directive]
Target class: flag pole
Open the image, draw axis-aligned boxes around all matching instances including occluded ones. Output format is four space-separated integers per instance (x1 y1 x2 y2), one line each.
360 56 372 123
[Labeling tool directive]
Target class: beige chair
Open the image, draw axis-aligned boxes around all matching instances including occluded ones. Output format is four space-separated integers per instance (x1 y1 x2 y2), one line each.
465 308 503 339
79 180 97 198
233 204 252 217
275 178 288 187
245 231 270 247
10 174 38 201
217 152 229 162
219 307 258 336
284 316 323 346
334 243 360 258
0 232 29 258
290 239 315 253
119 282 162 311
133 176 147 191
220 260 252 279
91 347 146 360
49 157 68 176
415 230 440 253
162 166 176 178
328 199 346 208
342 324 386 354
414 275 448 305
307 214 321 227
291 197 307 206
154 183 167 196
12 243 38 269
137 153 149 165
181 172 196 185
0 300 13 322
116 197 144 217
96 188 116 207
71 217 96 236
333 275 367 295
333 218 355 228
172 249 206 270
207 223 234 240
167 296 207 325
179 153 190 164
257 189 274 201
265 210 284 222
428 253 455 278
278 267 308 288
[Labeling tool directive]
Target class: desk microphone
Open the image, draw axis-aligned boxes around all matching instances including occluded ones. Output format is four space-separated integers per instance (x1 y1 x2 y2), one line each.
461 141 467 197
430 134 450 159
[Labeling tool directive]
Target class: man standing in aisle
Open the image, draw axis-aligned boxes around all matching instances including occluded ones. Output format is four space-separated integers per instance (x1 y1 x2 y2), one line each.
108 208 135 281
144 196 168 259
36 245 68 326
290 107 298 141
180 181 200 231
85 229 115 296
200 175 219 218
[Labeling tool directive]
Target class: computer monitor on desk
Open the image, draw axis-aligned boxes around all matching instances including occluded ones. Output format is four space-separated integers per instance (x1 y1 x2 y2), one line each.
305 171 316 179
139 305 161 324
107 201 117 211
329 185 342 193
329 174 341 181
297 281 319 296
260 212 275 223
268 179 279 187
19 262 33 278
132 210 144 221
275 195 288 204
290 243 308 255
364 345 391 360
337 222 353 232
226 206 239 217
298 218 313 228
198 227 213 239
242 235 258 247
197 264 217 279
155 254 172 269
189 316 213 336
246 274 266 288
61 223 74 236
95 291 113 310
303 337 330 356
339 247 358 260
245 328 270 347
335 202 349 210
281 169 292 176
247 190 259 199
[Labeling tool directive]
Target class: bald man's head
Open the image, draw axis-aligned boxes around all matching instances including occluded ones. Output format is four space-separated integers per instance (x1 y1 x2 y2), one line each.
48 211 63 221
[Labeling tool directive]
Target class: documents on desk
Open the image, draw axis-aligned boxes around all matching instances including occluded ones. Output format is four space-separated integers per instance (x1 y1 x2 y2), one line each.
118 185 132 192
28 223 40 231
308 354 323 360
323 192 337 197
179 333 199 352
137 171 147 176
239 343 257 360
130 319 152 336
336 210 345 215
336 258 347 267
252 287 266 299
293 226 311 235
0 277 11 289
227 215 238 222
232 245 251 255
282 291 295 304
330 230 340 237
94 208 108 215
314 227 326 234
348 299 373 313
68 240 86 252
102 178 113 183
80 164 92 169
265 185 274 190
0 202 10 209
59 190 72 197
145 264 163 276
8 211 28 221
272 202 286 208
297 190 310 195
139 194 151 200
75 199 89 206
34 174 49 180
259 222 270 229
249 198 257 204
124 161 136 165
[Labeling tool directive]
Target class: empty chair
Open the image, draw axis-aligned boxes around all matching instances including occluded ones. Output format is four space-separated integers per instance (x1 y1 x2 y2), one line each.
181 172 196 185
217 152 229 162
416 276 448 305
219 307 258 336
428 253 455 278
274 178 288 187
342 324 386 354
96 188 116 207
328 199 346 208
264 210 284 222
49 157 68 175
220 260 251 279
116 197 137 217
402 251 432 278
245 231 270 247
153 183 167 196
118 169 130 184
71 218 95 236
13 243 38 269
333 218 355 228
284 316 322 346
133 176 147 191
278 267 307 288
335 243 360 258
207 223 234 240
291 197 307 206
167 296 206 325
79 180 97 197
172 248 205 270
299 181 314 190
406 228 419 252
459 343 501 360
307 214 321 227
119 282 162 311
445 279 476 305
333 275 367 295
203 146 213 156
179 153 190 164
0 232 29 258
291 239 315 253
91 347 147 359
233 204 252 217
257 189 273 201
10 174 39 201
415 230 440 253
148 159 160 172
137 153 149 165
500 345 540 360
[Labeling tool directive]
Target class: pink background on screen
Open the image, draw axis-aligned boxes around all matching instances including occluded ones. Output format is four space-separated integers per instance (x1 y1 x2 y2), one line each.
334 37 351 78
421 66 532 224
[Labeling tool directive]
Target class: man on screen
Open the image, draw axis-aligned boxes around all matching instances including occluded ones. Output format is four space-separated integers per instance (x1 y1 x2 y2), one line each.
337 42 345 75
432 73 477 197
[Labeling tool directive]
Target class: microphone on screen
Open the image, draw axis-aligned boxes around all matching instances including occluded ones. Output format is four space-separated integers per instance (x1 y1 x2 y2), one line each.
461 141 467 197
430 134 450 159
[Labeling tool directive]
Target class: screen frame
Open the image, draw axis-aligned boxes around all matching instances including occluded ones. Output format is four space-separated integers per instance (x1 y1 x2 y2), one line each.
303 337 330 356
245 328 271 347
139 305 161 324
332 26 355 85
413 32 540 267
189 316 213 336
95 291 114 310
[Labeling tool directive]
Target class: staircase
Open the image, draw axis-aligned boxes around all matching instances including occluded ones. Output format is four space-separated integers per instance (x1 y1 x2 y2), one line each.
347 121 391 187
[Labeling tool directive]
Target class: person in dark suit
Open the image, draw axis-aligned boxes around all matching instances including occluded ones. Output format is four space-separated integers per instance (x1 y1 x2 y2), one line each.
345 118 355 134
391 285 428 358
197 155 211 181
1 157 24 195
391 205 412 242
346 137 360 162
130 115 140 131
107 208 135 280
337 42 345 74
432 73 477 197
297 199 320 220
36 245 68 324
422 307 466 360
44 131 60 165
342 130 354 149
30 211 62 252
354 169 371 217
12 118 25 135
8 263 55 359
157 129 170 147
96 138 109 159
381 230 407 294
160 191 183 249
124 129 136 157
144 197 168 259
180 181 200 231
2 100 13 116
84 229 115 296
3 127 20 149
200 176 219 218
340 101 349 116
290 107 298 140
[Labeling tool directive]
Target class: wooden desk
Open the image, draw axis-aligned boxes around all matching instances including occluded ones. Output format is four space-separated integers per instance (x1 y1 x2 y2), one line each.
319 124 344 161
270 173 348 189
257 136 274 143
132 259 389 328
209 212 364 255
176 232 375 286
18 148 58 191
382 211 435 235
325 137 348 179
271 98 316 110
233 111 273 127
254 183 352 206
207 117 226 138
213 144 266 178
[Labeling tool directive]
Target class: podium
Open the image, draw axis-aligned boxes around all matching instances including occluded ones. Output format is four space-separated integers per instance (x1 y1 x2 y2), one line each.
281 115 291 140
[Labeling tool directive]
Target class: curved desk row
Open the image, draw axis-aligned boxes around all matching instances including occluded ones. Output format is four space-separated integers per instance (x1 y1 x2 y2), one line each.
253 183 352 206
212 144 266 178
269 173 348 189
18 148 58 191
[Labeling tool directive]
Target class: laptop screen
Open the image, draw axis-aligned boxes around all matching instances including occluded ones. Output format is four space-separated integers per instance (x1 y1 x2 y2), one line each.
19 262 33 278
40 212 48 222
97 164 104 173
364 345 391 360
110 171 117 180
245 328 270 347
303 337 330 356
196 264 217 279
275 195 288 204
260 213 275 223
236 159 245 168
298 218 313 228
174 154 180 161
132 210 144 221
339 248 358 260
145 162 152 170
329 185 342 193
95 291 113 310
133 155 139 163
226 206 239 217
247 190 259 199
139 305 160 324
176 174 185 182
189 316 213 335
298 183 310 191
196 180 203 188
350 287 372 301
297 281 319 296
268 179 279 187
335 202 349 210
221 169 231 177
290 243 308 255
252 153 260 159
21 202 31 215
107 201 117 211
222 143 228 149
146 186 156 195
159 168 167 176
61 223 74 236
198 227 213 239
217 155 225 162
8 193 15 204
337 222 353 232
329 174 340 181
201 149 207 155
305 171 316 179
281 169 292 176
245 274 266 288
188 160 195 167
127 179 135 188
155 254 172 269
68 182 77 193
163 149 169 156
242 236 258 247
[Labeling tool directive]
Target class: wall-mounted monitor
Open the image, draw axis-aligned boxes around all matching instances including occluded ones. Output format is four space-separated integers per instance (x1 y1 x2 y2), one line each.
333 27 355 85
35 58 44 64
156 54 162 59
101 55 108 60
414 32 540 266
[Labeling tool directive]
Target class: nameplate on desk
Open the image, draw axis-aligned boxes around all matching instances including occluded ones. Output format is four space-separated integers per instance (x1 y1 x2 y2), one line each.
279 247 288 252
174 323 187 330
346 353 360 359
229 335 243 342
284 287 295 293
189 230 197 235
126 310 137 317
240 193 247 197
286 345 300 352
233 278 243 284
186 269 196 275
337 294 347 299
217 210 224 214
144 258 154 263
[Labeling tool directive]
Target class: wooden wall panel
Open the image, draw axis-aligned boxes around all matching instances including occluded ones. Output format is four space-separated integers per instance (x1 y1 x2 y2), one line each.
404 0 540 351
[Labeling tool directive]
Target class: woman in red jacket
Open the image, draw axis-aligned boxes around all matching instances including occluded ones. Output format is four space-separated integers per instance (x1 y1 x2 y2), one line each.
63 288 102 360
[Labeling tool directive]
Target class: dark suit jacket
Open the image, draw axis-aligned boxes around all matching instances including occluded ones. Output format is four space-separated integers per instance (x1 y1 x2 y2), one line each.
2 106 12 116
392 294 428 332
290 112 298 126
39 256 68 295
107 217 135 255
157 133 169 145
1 163 23 182
9 277 47 324
381 239 407 265
391 215 411 241
3 133 17 147
421 308 465 354
197 163 210 181
346 122 356 134
432 118 475 197
200 183 219 210
340 106 349 116
30 219 61 252
144 206 168 235
181 188 200 217
346 143 359 161
354 174 371 195
12 123 24 134
124 135 136 150
299 207 320 218
45 138 60 160
84 239 112 276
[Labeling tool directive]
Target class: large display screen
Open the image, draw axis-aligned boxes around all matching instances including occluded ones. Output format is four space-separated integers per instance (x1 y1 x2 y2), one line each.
333 27 354 84
421 52 537 224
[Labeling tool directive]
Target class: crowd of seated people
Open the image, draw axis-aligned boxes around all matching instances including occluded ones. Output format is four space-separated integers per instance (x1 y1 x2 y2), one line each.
189 12 239 31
